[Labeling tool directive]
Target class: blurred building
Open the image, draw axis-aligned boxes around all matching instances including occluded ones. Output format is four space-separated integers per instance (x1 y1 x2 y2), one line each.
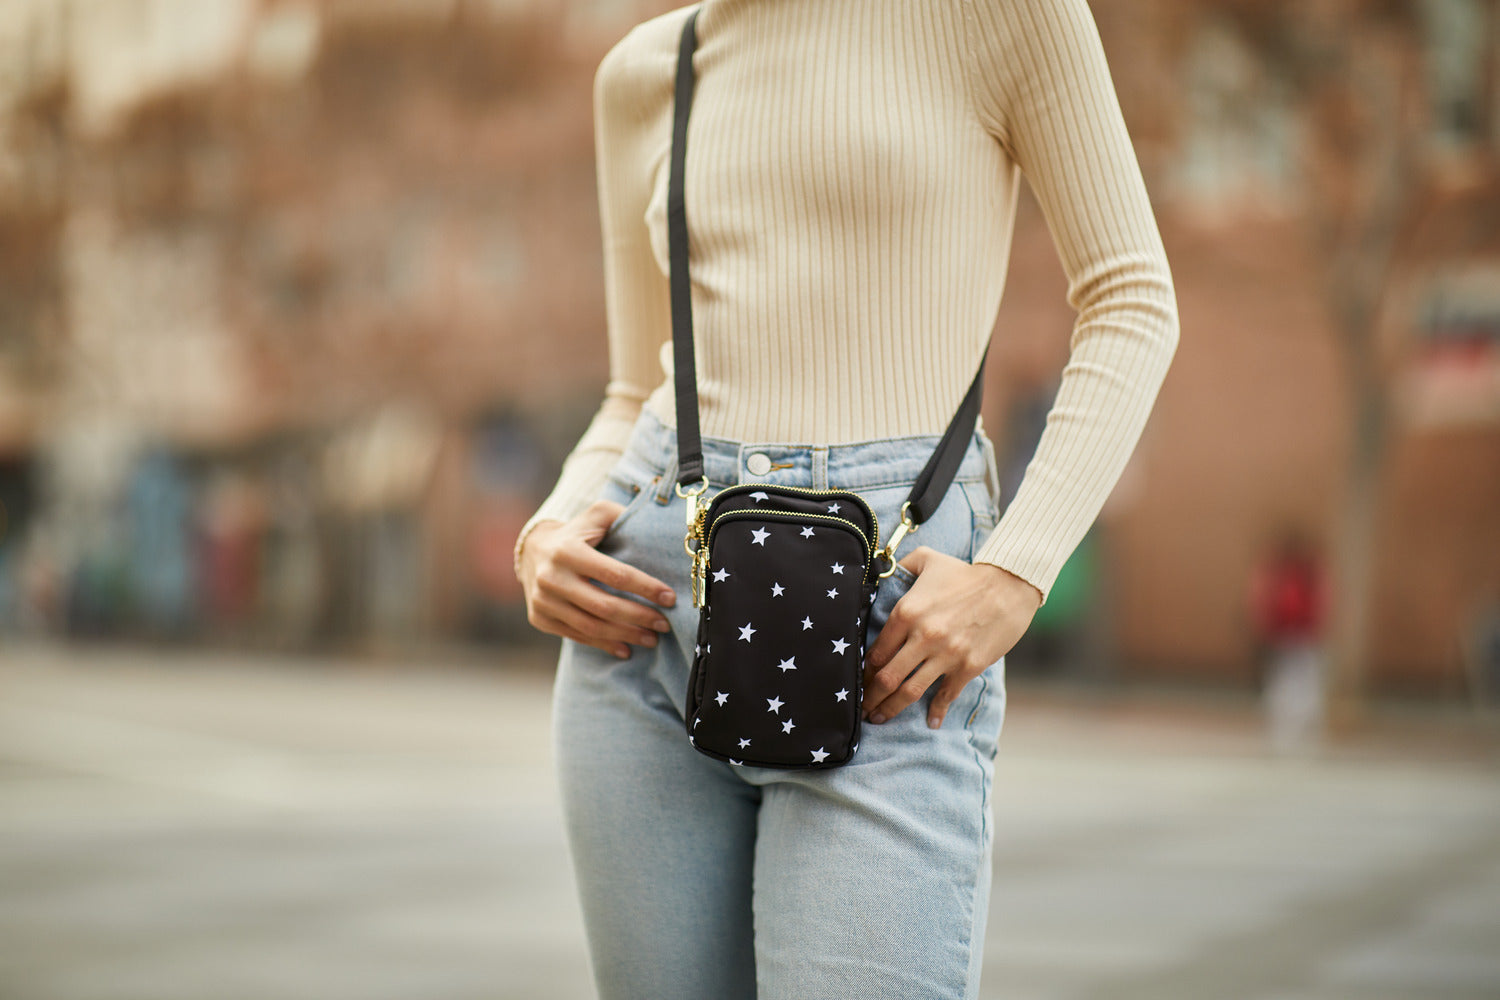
988 0 1500 695
0 0 1496 697
0 0 656 645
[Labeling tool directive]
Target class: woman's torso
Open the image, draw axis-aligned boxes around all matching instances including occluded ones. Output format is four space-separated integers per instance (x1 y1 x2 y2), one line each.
602 0 1021 444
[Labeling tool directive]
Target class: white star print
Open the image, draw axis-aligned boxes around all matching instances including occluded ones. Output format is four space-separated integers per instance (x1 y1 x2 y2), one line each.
766 696 784 714
715 691 729 706
782 718 796 734
811 747 830 763
750 491 769 502
831 638 850 654
826 587 839 599
800 526 815 538
738 737 751 749
830 562 845 575
835 688 850 702
801 616 814 630
827 503 840 513
776 656 797 673
738 623 756 642
751 527 770 545
713 567 730 583
771 582 785 597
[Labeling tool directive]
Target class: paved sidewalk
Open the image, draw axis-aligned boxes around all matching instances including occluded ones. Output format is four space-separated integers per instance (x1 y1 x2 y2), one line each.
1 642 1497 1000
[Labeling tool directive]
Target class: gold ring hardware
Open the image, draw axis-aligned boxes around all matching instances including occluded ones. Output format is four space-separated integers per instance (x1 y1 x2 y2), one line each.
674 475 710 500
876 501 917 579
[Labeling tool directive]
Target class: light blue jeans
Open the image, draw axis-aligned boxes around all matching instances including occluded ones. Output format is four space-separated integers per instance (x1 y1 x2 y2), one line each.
552 407 1008 999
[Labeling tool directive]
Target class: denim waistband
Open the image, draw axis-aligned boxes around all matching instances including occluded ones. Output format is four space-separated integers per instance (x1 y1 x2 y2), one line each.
621 407 993 493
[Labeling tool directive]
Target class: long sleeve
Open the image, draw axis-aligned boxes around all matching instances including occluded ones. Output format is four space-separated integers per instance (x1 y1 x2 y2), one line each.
961 0 1181 602
514 29 674 567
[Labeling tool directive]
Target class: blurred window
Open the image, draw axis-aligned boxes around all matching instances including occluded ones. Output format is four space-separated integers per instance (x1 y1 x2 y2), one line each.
1173 17 1296 213
1418 0 1490 152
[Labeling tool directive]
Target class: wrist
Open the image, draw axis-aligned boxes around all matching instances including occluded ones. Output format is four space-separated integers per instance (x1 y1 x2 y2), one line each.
973 559 1044 611
513 518 566 581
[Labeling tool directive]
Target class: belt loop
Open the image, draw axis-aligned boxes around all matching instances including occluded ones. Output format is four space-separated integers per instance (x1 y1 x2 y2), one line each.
812 446 829 490
656 455 679 503
979 432 1001 506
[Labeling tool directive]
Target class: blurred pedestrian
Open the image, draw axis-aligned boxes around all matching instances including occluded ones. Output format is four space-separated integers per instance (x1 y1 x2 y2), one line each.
1250 527 1329 753
513 3 1180 997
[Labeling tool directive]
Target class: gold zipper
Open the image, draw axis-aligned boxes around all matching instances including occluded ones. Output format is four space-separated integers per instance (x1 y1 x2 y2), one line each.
705 510 876 592
687 483 885 608
704 483 880 563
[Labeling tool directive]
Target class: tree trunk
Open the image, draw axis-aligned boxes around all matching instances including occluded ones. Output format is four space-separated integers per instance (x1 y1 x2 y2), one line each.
1326 343 1390 735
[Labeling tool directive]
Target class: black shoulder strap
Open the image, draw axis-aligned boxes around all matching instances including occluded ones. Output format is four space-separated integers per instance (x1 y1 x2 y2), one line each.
668 7 986 526
668 9 705 485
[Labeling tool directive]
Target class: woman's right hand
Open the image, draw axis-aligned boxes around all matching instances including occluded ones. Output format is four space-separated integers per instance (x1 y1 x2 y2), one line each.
517 501 677 659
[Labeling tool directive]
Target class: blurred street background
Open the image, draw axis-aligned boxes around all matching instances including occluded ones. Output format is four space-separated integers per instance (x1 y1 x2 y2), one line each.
2 642 1499 1000
1 0 1499 997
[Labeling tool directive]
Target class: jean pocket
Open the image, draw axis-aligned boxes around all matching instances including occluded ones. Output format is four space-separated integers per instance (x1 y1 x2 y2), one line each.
960 480 999 559
597 459 664 546
865 554 917 644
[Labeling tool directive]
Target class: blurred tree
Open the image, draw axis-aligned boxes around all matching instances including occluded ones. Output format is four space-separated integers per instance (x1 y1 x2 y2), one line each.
1271 0 1499 729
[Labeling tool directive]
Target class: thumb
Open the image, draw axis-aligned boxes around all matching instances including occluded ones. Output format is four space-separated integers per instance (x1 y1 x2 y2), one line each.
898 545 932 578
580 499 626 543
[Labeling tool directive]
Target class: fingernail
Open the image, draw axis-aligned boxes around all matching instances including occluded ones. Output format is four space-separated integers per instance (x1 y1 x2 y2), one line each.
641 633 657 647
659 590 676 606
928 716 941 729
870 713 886 725
615 647 630 659
653 619 671 633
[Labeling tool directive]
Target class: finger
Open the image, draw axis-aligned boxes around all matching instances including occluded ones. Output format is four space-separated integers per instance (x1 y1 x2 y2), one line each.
867 660 947 724
566 543 678 608
925 674 969 729
861 635 928 718
533 610 631 660
535 590 659 649
546 569 672 635
863 601 914 678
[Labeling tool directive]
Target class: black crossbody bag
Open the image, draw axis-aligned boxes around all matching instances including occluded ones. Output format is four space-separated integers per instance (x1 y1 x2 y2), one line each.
670 10 988 769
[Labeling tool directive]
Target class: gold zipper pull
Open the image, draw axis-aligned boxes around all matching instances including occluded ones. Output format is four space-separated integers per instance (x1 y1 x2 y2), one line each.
692 547 708 608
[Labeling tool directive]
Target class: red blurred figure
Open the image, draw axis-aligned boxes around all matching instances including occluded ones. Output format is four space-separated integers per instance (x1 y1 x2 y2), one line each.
1250 529 1329 753
1251 530 1326 648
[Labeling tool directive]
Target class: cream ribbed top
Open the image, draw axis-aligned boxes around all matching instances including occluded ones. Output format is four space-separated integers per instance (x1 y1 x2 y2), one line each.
516 0 1179 603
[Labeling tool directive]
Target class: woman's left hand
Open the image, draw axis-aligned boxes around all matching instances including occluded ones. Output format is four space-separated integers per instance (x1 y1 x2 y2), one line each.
862 547 1043 729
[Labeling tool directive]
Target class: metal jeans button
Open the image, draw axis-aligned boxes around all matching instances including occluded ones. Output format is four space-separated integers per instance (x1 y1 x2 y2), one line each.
746 452 772 476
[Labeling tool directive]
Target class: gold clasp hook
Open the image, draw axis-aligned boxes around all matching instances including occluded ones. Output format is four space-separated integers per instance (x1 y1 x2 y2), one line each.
875 501 917 579
675 476 711 606
676 475 710 553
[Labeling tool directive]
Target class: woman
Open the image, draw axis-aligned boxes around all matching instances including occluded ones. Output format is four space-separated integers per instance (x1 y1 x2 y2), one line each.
514 1 1179 997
